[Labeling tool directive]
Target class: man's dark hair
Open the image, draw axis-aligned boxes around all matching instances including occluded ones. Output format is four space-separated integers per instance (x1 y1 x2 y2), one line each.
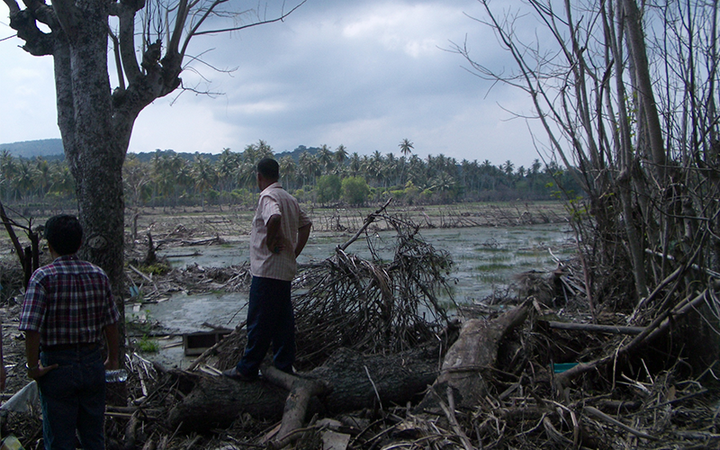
44 214 83 255
257 158 280 181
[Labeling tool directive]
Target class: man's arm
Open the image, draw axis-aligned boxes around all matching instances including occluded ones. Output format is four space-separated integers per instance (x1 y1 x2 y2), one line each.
266 214 284 253
295 223 311 258
24 330 57 380
103 323 120 370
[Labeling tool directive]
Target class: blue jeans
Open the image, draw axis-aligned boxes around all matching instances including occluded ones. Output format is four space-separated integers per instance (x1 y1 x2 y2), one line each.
38 347 106 450
237 276 295 377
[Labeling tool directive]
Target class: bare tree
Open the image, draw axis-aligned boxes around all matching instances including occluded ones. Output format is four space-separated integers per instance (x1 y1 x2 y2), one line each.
2 0 305 321
455 0 719 314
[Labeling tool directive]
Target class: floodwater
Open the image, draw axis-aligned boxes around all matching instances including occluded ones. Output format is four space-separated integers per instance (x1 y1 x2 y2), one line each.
128 223 576 368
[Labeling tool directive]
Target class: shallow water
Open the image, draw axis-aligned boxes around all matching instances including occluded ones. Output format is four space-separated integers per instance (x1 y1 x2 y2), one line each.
128 223 575 367
131 223 574 330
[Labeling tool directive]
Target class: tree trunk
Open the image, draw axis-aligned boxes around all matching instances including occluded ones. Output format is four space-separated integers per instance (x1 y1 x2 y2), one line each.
622 0 667 180
52 1 128 359
169 303 531 434
167 346 439 433
419 301 530 410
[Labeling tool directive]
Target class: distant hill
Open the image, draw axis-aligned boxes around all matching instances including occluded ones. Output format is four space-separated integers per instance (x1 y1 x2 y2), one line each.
0 139 318 162
0 139 64 159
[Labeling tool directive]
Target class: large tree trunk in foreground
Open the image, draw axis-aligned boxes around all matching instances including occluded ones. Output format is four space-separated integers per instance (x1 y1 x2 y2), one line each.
169 303 532 434
168 346 439 433
52 0 129 362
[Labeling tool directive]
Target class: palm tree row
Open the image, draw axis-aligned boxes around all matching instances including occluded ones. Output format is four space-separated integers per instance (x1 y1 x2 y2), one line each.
0 140 580 210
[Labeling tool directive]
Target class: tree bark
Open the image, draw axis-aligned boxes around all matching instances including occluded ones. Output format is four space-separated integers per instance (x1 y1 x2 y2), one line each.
622 0 667 179
50 0 129 360
167 346 439 433
420 300 531 410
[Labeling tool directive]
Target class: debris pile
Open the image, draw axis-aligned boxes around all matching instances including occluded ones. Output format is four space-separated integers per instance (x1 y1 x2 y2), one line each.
1 204 719 449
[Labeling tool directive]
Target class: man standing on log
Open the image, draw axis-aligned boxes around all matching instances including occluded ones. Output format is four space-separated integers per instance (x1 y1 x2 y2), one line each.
224 158 312 381
19 214 121 449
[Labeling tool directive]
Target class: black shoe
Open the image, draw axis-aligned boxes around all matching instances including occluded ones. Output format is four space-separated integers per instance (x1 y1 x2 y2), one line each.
222 368 257 382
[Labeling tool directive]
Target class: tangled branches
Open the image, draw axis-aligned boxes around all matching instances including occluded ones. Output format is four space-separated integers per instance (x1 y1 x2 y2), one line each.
293 211 456 369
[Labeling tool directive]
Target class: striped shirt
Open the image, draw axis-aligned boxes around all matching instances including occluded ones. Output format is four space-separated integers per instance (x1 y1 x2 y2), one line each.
19 255 121 346
250 182 312 281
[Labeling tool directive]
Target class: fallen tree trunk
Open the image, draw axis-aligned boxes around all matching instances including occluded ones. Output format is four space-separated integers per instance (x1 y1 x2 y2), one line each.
168 346 439 433
262 366 330 446
546 321 645 335
420 300 531 409
554 289 710 389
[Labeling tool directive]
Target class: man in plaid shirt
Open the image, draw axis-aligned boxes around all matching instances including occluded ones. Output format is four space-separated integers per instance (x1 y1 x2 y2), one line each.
20 215 120 450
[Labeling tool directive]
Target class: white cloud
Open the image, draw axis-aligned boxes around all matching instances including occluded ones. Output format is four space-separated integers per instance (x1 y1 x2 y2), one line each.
0 38 59 142
129 97 239 153
1 0 546 167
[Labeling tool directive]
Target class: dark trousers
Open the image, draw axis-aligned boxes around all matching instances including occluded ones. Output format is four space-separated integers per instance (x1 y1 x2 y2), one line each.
38 347 105 450
237 276 295 377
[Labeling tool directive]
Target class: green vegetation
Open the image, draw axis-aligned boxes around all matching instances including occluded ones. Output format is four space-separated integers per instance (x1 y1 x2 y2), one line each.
0 142 583 211
140 263 170 276
341 176 371 205
136 335 160 353
126 309 155 335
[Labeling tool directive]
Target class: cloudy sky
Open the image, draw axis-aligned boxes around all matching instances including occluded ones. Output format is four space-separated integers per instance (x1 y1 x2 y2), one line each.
0 0 549 168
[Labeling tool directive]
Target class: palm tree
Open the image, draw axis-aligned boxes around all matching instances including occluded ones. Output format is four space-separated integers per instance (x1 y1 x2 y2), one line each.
299 152 320 186
334 145 348 170
191 155 218 210
502 160 515 177
235 160 257 191
242 140 274 164
279 155 298 191
217 148 241 193
123 154 151 208
369 150 385 187
384 153 398 186
406 154 426 187
14 159 38 206
349 152 362 177
0 150 18 203
35 157 51 199
398 139 414 186
317 144 334 175
399 139 414 157
151 153 176 206
48 162 74 200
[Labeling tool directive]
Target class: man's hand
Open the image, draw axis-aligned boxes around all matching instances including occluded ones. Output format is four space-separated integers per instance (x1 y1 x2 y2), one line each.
104 357 119 370
27 361 58 380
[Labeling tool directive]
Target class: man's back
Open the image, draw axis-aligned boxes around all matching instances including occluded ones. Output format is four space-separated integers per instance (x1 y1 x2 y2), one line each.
20 255 115 346
250 182 310 280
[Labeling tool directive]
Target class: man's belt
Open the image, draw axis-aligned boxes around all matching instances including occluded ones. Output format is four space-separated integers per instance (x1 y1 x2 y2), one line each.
42 342 99 352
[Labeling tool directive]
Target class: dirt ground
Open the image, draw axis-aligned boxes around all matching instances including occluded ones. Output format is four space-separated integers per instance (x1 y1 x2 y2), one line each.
1 302 31 395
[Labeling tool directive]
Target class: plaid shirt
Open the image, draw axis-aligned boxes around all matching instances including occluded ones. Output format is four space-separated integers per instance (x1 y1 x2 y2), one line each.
19 255 120 346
